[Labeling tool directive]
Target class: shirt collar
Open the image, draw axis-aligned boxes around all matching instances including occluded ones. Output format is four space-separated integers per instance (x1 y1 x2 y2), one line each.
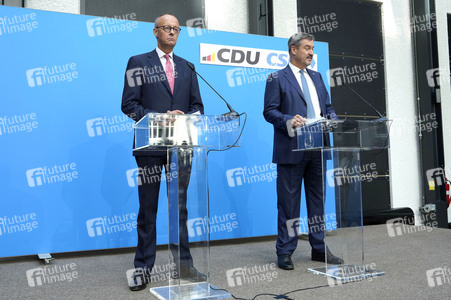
156 47 173 60
289 62 308 76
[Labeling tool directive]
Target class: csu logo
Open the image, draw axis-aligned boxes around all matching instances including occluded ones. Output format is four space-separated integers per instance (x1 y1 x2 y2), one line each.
226 168 245 187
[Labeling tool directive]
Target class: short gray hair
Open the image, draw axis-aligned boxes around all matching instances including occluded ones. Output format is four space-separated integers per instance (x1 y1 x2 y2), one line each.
288 32 315 52
154 13 177 27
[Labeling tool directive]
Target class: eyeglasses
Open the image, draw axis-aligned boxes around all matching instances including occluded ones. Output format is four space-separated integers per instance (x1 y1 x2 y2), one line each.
156 26 181 33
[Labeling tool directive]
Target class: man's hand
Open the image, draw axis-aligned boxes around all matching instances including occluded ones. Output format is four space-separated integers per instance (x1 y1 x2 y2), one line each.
290 115 307 128
166 110 184 114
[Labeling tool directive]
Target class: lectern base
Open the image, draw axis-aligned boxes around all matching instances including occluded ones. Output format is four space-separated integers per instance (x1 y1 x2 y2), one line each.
308 264 385 283
150 283 231 300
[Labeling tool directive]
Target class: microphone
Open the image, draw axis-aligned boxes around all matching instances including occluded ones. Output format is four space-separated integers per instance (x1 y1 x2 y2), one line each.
186 62 239 119
342 82 387 121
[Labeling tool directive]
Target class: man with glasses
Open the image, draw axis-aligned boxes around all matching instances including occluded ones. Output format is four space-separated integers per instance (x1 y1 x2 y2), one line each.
122 14 204 291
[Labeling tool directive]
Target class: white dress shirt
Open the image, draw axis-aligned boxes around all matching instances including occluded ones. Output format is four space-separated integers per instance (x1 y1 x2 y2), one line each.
288 62 322 120
156 47 175 74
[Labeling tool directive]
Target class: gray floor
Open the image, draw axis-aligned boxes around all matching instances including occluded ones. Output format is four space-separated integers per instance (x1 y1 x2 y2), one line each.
1 224 450 300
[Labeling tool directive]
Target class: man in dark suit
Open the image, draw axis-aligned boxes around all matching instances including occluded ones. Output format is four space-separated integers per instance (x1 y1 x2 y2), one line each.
263 32 343 270
121 14 204 290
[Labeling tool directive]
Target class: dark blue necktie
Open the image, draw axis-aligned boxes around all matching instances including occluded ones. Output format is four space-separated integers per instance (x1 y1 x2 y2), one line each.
300 70 316 119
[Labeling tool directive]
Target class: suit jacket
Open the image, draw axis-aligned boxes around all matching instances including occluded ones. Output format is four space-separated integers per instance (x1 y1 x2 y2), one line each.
263 65 337 164
121 49 204 156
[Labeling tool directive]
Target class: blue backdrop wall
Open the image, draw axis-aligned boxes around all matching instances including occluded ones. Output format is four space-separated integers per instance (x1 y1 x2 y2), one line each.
0 6 334 257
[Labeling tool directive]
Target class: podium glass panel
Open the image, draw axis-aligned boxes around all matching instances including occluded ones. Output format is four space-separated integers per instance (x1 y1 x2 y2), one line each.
134 113 239 299
295 119 390 283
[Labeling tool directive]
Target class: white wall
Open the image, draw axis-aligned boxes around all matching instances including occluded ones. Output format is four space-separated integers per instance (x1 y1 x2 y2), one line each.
435 0 451 222
272 0 297 38
369 0 424 223
205 0 248 33
25 0 79 14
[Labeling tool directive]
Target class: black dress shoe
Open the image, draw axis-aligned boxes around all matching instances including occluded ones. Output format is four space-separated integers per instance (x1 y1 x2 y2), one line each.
172 266 207 282
277 254 294 270
311 249 344 264
129 272 149 291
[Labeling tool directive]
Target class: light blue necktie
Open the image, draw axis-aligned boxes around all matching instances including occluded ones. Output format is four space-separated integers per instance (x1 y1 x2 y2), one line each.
300 70 316 119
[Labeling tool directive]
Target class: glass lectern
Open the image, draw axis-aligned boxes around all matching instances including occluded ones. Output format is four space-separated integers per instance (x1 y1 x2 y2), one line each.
134 113 240 299
294 119 391 283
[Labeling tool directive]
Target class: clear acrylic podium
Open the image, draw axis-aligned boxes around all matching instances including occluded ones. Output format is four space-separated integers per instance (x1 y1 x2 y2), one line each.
134 113 240 299
294 119 390 283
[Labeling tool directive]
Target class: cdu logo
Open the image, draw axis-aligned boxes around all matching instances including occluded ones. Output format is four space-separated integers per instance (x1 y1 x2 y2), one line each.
86 18 105 37
186 17 205 37
26 68 45 87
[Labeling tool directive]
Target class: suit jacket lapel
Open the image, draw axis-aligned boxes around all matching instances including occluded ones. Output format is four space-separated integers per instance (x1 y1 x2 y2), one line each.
147 50 172 96
283 66 306 104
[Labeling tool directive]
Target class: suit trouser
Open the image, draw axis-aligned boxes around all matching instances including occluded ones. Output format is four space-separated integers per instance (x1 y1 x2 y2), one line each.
276 151 326 256
134 154 193 272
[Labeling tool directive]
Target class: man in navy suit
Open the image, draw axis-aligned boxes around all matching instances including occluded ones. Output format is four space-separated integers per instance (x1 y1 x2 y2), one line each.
263 32 343 270
122 14 204 290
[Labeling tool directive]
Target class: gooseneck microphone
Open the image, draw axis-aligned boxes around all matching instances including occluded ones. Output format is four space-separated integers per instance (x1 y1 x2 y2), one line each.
342 82 387 121
186 62 239 119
